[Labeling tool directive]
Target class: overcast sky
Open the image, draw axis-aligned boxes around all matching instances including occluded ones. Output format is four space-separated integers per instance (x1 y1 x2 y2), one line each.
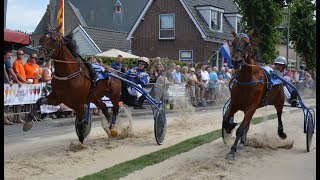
6 0 50 33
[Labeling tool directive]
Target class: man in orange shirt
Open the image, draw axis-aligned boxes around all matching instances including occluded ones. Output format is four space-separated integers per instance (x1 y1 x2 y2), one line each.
24 53 42 84
12 50 30 84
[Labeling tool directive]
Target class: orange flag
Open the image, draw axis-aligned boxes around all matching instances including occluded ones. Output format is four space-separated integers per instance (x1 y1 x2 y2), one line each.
56 0 64 35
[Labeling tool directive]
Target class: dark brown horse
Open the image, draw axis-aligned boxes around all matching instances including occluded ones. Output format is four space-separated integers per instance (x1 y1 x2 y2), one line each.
23 26 122 143
222 29 286 160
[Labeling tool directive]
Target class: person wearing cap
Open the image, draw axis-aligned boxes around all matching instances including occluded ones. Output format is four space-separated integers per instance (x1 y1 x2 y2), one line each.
273 56 298 107
111 54 123 71
125 57 151 109
187 67 201 106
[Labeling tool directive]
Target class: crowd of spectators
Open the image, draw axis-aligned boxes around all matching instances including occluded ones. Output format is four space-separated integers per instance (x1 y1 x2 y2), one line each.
4 49 316 125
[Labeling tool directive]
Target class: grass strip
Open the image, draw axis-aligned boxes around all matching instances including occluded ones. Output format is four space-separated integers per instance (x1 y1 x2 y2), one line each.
79 107 314 180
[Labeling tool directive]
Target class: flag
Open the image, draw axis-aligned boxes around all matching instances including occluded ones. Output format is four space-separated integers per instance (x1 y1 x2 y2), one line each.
220 41 231 68
56 0 64 35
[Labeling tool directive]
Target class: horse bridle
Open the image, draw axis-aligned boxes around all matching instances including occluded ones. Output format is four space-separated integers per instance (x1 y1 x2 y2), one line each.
39 28 91 81
231 33 254 69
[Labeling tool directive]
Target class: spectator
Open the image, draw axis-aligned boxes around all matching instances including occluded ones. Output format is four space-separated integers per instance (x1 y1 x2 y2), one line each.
12 50 30 124
195 68 207 106
217 67 228 82
4 65 13 86
24 53 42 84
291 68 299 83
153 57 164 71
39 59 57 120
4 112 13 125
200 64 209 87
217 75 229 99
180 66 189 85
298 69 305 82
4 50 22 85
125 57 150 109
166 62 176 83
111 54 123 71
172 65 182 84
187 67 200 106
89 57 97 63
12 50 29 84
154 70 171 104
225 67 232 81
208 66 219 103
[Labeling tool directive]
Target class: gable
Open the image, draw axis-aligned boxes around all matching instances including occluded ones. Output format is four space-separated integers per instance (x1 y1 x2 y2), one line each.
127 0 240 42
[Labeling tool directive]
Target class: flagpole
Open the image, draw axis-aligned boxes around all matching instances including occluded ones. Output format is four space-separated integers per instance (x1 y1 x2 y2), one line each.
205 46 223 65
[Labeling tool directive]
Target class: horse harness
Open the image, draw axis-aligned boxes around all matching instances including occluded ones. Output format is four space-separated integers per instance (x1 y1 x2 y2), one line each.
228 64 273 106
40 28 108 102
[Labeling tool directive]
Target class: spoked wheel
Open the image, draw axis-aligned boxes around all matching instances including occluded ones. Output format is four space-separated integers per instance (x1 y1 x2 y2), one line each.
222 98 234 144
306 110 314 152
75 104 92 143
154 104 167 145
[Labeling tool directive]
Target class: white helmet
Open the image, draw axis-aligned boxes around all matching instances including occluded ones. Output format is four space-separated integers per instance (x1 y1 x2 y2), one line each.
274 56 287 65
138 57 150 66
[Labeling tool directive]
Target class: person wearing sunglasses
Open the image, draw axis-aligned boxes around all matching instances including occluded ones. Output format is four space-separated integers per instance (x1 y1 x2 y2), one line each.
125 57 150 109
24 53 42 84
12 50 30 84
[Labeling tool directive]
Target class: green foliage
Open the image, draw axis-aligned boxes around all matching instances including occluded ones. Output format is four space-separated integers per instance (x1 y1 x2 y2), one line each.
289 0 316 70
234 0 285 64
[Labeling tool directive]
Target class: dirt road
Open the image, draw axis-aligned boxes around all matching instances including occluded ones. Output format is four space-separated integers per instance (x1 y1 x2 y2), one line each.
4 98 316 180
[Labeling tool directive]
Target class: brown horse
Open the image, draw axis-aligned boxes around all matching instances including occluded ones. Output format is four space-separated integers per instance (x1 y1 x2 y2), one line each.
222 29 286 160
23 26 122 143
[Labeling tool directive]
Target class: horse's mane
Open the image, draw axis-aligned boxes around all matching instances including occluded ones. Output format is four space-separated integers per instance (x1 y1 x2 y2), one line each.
63 33 87 61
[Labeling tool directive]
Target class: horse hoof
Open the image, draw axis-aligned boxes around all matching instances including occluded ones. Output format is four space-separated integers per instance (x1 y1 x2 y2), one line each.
225 153 235 160
111 129 118 137
238 143 245 150
79 139 84 144
279 132 287 139
22 121 33 132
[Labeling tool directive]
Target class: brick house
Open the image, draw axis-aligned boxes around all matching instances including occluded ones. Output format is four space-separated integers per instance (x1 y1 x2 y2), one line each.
127 0 242 68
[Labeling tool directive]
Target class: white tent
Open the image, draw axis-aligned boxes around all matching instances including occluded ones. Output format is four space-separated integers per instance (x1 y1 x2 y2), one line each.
95 49 139 58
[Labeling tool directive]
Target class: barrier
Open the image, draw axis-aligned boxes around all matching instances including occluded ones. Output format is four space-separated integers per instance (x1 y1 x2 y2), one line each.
4 83 45 106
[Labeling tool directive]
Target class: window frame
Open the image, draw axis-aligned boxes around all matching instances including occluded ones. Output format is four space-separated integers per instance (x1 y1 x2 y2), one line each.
159 13 175 40
210 9 223 31
179 50 193 61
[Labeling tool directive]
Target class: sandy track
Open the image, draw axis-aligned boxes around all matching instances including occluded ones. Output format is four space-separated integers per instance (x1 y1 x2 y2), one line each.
4 98 316 180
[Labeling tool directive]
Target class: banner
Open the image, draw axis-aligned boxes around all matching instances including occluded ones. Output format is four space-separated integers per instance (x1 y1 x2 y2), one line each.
220 41 231 68
4 83 45 106
167 84 186 97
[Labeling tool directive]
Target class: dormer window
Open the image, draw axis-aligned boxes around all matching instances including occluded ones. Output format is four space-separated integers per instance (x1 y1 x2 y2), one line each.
114 0 122 14
224 14 242 33
197 6 224 32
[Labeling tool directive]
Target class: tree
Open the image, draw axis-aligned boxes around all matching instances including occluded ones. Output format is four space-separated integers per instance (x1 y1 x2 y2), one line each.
234 0 285 64
289 0 316 70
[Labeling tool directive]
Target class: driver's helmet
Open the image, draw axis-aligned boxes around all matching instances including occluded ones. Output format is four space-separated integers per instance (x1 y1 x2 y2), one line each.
138 57 150 66
274 56 287 65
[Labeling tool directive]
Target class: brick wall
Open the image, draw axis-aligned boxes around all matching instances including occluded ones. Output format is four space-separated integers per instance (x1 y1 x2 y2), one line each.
131 0 220 64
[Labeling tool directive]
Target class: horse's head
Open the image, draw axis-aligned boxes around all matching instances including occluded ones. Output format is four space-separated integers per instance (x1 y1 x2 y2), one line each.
37 25 64 65
230 29 254 70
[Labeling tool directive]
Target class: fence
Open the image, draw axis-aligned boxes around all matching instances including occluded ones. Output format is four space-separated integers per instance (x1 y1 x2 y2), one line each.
3 81 316 117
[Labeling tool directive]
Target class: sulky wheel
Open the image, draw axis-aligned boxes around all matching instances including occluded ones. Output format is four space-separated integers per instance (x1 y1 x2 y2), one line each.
306 110 314 152
75 104 92 143
154 106 167 145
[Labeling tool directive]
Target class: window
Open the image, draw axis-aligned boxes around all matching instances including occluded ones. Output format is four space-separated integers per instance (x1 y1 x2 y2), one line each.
236 17 241 33
179 50 193 61
159 13 175 39
211 10 222 30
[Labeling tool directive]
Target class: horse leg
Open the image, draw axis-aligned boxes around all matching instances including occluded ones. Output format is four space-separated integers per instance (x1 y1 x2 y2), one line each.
23 94 59 131
74 106 86 143
222 104 238 134
238 122 250 150
274 104 287 139
226 108 256 160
